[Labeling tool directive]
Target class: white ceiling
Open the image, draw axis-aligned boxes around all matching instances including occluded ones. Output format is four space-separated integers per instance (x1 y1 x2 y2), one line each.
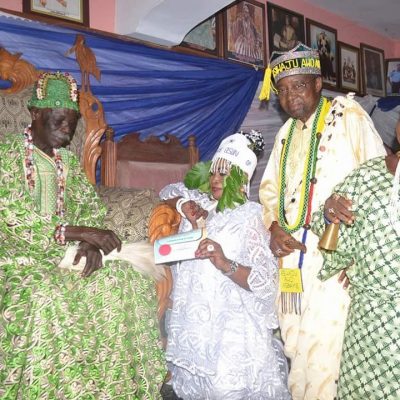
305 0 400 40
115 0 233 46
114 0 400 46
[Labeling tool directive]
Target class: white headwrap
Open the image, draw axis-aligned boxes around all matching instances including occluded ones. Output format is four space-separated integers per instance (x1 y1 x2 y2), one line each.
211 133 257 180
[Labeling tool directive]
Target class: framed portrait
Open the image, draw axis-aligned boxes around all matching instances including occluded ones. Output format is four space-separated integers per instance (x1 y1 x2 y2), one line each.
267 3 305 56
360 43 385 97
224 0 267 68
385 58 400 96
306 19 338 89
181 14 221 56
23 0 89 26
338 42 361 94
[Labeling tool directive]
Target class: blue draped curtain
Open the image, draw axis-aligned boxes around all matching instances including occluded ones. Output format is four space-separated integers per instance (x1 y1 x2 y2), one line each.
0 12 262 160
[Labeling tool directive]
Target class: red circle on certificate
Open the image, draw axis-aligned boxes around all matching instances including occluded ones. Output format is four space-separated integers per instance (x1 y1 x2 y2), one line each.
159 244 171 256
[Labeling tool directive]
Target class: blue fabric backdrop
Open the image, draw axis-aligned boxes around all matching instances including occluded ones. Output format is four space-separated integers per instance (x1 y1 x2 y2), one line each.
0 12 262 160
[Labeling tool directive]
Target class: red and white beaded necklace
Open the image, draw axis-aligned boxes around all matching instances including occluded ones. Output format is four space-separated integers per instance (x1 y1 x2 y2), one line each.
24 125 66 217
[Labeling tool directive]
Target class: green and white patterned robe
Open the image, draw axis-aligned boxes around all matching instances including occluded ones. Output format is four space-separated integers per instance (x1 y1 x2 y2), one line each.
313 156 400 400
0 134 165 399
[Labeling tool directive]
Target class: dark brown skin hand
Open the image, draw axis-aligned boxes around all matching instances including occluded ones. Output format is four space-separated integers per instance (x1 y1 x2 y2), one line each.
65 226 121 255
181 200 208 229
73 241 103 278
324 194 354 225
338 269 350 289
195 238 229 272
269 223 306 257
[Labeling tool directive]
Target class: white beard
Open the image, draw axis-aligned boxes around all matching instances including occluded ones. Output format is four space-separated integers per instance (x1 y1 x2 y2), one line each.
58 241 166 281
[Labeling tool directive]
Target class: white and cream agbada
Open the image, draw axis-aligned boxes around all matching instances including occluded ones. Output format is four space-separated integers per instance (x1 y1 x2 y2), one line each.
260 92 386 400
259 43 386 399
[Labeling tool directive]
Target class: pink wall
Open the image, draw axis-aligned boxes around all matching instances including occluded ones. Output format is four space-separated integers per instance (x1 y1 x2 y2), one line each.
259 0 398 58
0 0 398 57
0 0 115 32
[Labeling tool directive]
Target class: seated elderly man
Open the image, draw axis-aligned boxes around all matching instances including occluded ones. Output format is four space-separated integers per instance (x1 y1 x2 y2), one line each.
0 72 165 399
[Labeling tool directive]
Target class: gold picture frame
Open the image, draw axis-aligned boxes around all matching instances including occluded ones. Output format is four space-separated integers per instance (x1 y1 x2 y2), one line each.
23 0 89 26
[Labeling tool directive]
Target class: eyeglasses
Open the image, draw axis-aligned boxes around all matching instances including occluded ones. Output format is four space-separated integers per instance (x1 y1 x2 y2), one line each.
275 78 316 97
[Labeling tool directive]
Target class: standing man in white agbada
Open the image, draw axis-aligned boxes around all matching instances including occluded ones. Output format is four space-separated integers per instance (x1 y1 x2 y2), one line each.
258 43 386 400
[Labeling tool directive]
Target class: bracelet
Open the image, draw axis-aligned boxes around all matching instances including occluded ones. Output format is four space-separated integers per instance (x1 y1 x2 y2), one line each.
55 223 68 245
176 197 190 218
222 260 239 276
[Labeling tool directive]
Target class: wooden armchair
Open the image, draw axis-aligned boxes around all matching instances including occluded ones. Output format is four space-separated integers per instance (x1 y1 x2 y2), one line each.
101 128 198 192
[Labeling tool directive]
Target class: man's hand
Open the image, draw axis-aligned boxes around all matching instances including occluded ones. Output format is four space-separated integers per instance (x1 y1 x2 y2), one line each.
324 194 354 225
66 226 122 255
338 269 350 290
73 242 103 278
269 223 306 257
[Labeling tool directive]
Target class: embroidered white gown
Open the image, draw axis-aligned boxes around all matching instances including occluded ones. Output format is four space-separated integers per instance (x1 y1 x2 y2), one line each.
160 183 291 400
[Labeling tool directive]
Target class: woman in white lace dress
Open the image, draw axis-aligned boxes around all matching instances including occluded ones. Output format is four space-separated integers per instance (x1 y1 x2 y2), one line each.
160 132 291 400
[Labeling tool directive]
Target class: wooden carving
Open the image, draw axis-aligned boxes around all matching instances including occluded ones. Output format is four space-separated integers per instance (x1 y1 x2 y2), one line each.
0 48 39 94
66 34 106 184
65 34 101 93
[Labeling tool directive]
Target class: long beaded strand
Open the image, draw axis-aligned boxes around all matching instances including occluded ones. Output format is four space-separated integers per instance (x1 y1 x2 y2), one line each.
277 97 330 233
24 125 66 217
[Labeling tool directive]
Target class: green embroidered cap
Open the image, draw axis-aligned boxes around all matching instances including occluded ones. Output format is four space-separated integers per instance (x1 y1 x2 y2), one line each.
28 71 79 111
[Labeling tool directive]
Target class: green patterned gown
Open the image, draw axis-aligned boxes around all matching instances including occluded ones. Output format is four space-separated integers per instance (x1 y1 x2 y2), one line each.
0 134 165 399
312 156 400 400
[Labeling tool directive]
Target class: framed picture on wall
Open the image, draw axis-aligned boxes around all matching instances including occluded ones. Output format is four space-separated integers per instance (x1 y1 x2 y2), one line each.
360 43 385 97
23 0 89 26
338 42 361 94
181 14 221 56
385 58 400 96
306 19 338 89
266 3 305 56
224 0 267 68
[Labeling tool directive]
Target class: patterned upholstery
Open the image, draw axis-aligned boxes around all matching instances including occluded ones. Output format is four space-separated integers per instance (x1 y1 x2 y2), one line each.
96 186 160 242
0 86 32 139
0 86 86 163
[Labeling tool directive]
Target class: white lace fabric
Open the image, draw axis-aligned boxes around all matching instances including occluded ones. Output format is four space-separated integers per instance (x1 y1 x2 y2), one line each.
159 183 290 399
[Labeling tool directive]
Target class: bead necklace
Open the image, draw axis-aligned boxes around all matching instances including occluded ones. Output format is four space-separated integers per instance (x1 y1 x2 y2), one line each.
24 125 66 217
277 96 331 233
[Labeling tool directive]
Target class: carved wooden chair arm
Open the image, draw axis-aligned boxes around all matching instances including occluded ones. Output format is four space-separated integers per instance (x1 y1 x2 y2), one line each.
148 202 181 348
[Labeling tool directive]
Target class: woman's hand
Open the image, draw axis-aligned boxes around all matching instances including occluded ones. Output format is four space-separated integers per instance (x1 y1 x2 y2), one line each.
195 238 230 273
324 194 354 224
181 200 208 229
269 223 306 258
66 226 122 255
73 241 103 278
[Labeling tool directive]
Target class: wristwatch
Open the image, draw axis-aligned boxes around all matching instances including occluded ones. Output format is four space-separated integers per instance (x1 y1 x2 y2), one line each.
223 260 239 276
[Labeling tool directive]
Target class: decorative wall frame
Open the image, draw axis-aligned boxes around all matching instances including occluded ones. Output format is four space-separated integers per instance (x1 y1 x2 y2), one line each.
306 19 338 89
267 3 305 56
23 0 89 26
385 58 400 96
360 43 385 97
338 41 361 94
181 14 222 57
224 0 267 68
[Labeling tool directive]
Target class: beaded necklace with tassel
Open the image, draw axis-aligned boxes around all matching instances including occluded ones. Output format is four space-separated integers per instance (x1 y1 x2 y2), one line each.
277 96 331 314
278 96 331 233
